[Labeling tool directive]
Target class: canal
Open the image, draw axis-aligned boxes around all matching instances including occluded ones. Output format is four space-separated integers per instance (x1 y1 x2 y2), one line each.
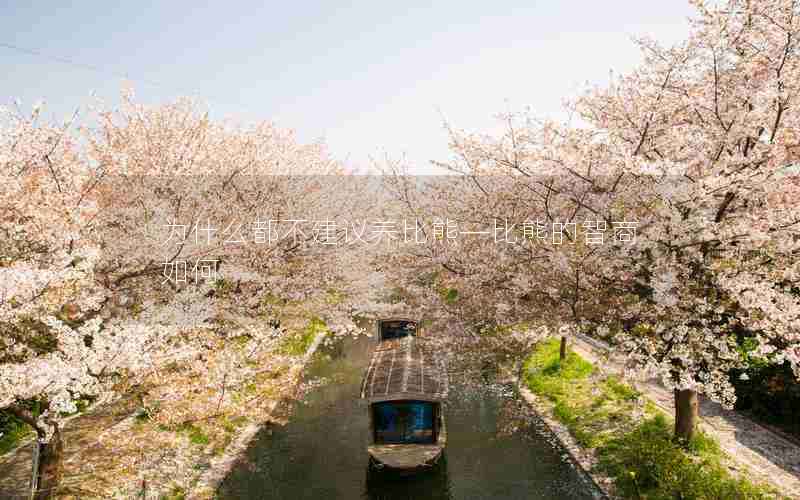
218 334 602 499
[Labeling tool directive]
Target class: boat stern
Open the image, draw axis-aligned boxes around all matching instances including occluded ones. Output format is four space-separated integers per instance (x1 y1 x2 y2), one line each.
367 443 444 471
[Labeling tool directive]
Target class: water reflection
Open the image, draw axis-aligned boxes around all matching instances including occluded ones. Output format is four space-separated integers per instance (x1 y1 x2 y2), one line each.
218 335 601 500
364 456 451 500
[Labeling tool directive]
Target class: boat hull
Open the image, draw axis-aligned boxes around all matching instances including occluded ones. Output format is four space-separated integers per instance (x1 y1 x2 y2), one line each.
367 443 444 472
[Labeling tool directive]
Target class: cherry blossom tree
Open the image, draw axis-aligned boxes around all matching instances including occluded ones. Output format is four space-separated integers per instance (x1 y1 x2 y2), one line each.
385 0 799 442
0 90 371 498
380 120 641 371
574 0 800 440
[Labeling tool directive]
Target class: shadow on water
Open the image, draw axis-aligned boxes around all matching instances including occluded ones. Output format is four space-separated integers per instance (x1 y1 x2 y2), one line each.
365 455 451 500
217 333 602 500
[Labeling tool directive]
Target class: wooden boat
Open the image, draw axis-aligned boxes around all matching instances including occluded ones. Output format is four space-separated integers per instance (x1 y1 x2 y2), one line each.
375 317 419 341
360 335 448 472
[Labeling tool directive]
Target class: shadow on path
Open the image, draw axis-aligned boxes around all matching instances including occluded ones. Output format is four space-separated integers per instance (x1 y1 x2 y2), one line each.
0 394 140 499
570 335 800 498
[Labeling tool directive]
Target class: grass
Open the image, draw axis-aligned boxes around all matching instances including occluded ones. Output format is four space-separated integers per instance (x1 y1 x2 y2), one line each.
222 415 248 433
160 485 187 500
523 338 781 499
598 414 778 499
177 422 210 446
279 317 327 356
0 413 33 455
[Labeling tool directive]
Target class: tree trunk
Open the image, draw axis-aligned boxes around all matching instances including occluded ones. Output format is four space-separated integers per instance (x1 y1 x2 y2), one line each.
674 389 699 443
559 336 568 361
5 404 64 499
30 425 63 500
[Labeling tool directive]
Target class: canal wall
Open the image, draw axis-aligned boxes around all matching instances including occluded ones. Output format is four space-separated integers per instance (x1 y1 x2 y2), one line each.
517 381 615 500
191 329 328 499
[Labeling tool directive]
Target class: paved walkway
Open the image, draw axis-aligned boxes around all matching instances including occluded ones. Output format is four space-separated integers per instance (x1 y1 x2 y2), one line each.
569 334 800 498
0 394 140 499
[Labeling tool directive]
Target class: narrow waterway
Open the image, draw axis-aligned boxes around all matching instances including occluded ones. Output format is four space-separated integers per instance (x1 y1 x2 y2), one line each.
218 334 602 499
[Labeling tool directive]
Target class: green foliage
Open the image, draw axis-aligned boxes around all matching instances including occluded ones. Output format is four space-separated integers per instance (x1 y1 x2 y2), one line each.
441 287 459 304
179 422 210 446
524 339 621 449
732 360 800 438
0 399 43 454
325 288 346 305
0 411 33 455
736 336 765 366
279 317 327 355
598 415 777 500
523 339 779 499
604 376 641 402
222 415 248 434
523 338 594 400
58 394 96 417
130 302 144 316
686 428 722 456
553 400 577 424
732 334 800 439
160 485 187 500
214 278 237 297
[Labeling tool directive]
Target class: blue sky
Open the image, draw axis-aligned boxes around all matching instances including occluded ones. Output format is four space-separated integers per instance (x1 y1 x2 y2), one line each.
2 1 695 173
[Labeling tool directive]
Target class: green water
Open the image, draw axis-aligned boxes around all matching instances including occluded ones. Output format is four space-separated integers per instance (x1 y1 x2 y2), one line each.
218 335 603 499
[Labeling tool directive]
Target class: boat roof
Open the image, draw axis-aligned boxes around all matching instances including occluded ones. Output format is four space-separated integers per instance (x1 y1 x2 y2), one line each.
360 337 448 403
